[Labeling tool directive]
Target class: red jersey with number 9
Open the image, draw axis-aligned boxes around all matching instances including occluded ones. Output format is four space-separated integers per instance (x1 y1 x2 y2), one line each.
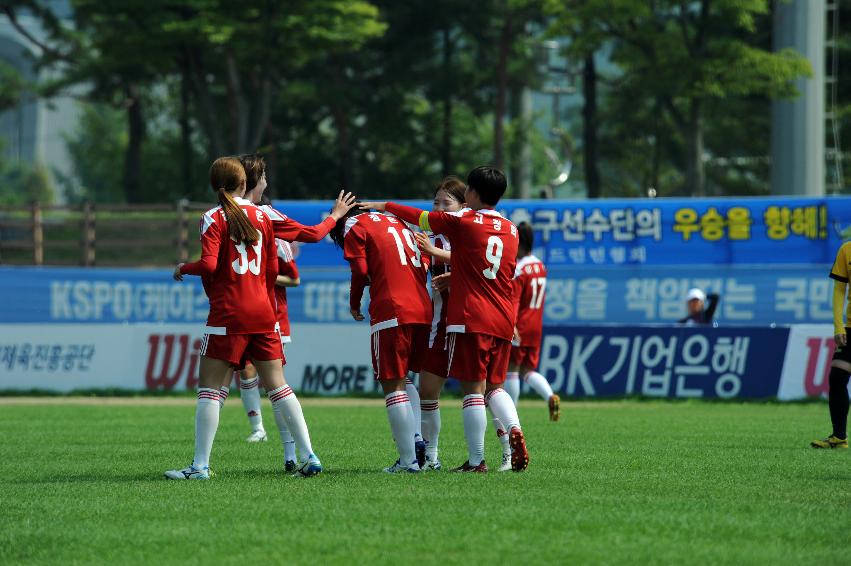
181 196 278 334
424 208 518 341
343 212 432 332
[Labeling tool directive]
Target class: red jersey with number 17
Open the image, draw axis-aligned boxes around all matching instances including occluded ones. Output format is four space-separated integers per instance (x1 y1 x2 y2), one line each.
343 212 432 333
180 196 278 334
513 254 547 347
389 205 518 341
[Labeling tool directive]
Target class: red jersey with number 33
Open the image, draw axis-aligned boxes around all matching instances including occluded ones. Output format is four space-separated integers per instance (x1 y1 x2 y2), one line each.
424 208 518 341
343 212 432 332
513 254 547 347
181 197 278 334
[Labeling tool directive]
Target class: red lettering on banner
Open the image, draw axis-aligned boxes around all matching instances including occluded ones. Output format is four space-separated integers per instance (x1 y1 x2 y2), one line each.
145 334 202 390
804 336 834 397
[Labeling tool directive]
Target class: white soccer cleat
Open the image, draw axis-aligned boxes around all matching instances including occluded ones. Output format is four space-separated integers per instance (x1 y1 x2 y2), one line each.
422 455 442 471
383 459 421 474
164 465 210 480
292 454 323 478
245 429 268 443
498 452 512 472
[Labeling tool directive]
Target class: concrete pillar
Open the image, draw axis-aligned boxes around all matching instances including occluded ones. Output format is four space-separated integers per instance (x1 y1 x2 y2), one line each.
771 0 825 196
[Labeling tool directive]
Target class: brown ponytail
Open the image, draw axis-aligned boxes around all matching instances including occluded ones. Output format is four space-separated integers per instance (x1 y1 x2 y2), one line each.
209 157 259 244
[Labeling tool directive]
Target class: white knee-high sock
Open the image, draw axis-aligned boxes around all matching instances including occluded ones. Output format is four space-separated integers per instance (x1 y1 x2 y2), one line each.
488 409 511 457
218 385 230 409
525 371 554 401
239 376 265 432
405 377 423 441
194 388 221 469
462 394 486 466
505 372 520 404
420 399 441 459
486 388 521 434
268 385 314 461
385 391 416 466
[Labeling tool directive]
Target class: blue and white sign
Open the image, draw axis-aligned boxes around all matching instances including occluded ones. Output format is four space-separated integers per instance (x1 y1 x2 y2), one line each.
0 263 834 326
537 325 789 398
270 196 851 267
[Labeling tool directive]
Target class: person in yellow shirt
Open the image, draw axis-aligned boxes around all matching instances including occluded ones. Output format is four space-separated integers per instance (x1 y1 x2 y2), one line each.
811 242 851 449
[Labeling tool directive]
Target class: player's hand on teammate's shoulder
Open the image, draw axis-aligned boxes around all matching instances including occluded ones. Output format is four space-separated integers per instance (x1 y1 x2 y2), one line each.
173 264 184 281
358 201 386 212
330 190 358 221
432 272 451 292
350 308 365 321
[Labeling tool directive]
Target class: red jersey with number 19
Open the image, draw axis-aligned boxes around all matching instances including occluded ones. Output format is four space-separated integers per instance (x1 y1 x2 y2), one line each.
343 212 432 332
387 205 518 341
180 196 278 334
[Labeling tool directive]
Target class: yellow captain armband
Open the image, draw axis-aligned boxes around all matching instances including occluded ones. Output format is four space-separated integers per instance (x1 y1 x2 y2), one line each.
418 211 431 232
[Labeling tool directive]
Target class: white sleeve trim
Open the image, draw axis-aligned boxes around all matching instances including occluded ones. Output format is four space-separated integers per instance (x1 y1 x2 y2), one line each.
203 326 227 335
446 324 465 333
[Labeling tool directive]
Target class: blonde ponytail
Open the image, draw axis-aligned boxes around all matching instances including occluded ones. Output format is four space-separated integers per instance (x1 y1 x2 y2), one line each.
218 188 259 244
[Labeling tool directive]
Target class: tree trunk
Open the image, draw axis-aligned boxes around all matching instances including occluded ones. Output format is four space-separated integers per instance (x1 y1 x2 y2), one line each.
330 62 354 191
187 48 224 159
123 85 145 203
685 98 705 196
493 13 513 171
179 57 193 198
582 53 600 199
440 27 453 176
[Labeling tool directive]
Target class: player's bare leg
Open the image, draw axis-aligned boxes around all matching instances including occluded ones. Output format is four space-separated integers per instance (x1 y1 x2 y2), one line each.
419 370 446 470
380 378 420 473
254 360 322 476
521 363 560 421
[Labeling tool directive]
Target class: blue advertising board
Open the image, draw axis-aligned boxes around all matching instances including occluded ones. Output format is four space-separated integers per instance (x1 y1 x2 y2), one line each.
537 325 789 398
0 264 834 326
269 196 851 267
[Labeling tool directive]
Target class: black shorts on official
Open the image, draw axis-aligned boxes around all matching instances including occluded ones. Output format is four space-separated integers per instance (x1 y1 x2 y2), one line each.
832 327 851 364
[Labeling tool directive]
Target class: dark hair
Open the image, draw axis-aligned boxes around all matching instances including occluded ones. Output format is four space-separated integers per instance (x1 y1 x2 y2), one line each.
467 166 507 206
435 175 466 205
258 193 272 206
517 221 534 253
209 157 257 244
329 206 363 249
239 153 266 192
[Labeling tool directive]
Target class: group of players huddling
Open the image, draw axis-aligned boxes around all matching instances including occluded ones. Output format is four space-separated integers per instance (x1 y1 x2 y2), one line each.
165 156 559 479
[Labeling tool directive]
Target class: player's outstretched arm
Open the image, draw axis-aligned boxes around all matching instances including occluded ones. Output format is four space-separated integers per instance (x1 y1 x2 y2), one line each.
272 190 357 243
358 201 387 212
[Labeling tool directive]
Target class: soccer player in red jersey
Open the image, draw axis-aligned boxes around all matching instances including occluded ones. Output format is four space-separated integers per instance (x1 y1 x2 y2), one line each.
164 157 322 480
330 207 433 472
508 222 559 419
233 154 356 471
361 166 530 472
409 176 467 471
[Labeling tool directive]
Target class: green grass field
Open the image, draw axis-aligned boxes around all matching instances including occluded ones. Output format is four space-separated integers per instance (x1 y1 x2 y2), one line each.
1 398 849 565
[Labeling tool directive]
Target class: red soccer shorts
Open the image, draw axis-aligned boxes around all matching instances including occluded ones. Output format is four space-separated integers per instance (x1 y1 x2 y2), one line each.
447 332 511 384
422 343 449 377
510 345 540 370
371 323 429 381
200 331 284 369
